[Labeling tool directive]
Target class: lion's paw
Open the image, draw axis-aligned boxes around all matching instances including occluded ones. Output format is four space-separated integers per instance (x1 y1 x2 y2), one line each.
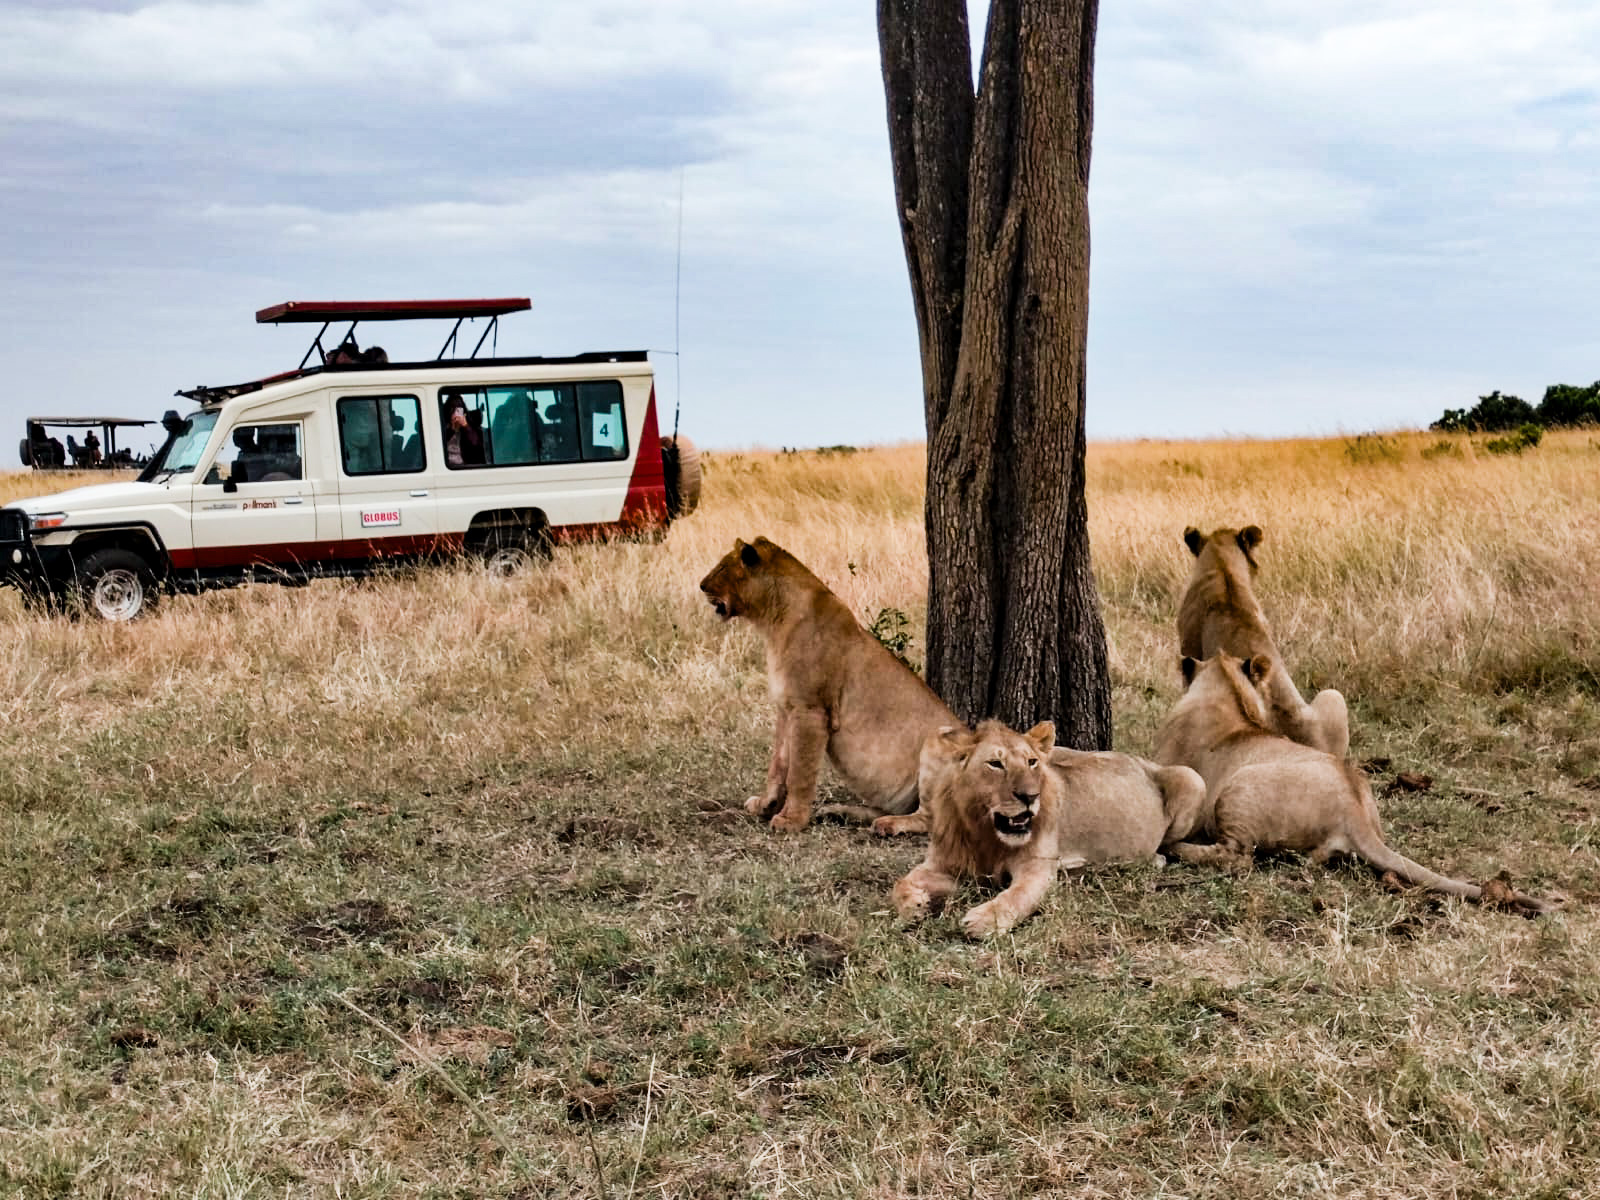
870 812 921 838
961 901 1013 940
769 809 811 833
745 794 777 818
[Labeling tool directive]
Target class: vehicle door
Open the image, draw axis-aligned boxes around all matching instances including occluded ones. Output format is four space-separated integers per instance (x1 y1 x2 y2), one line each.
189 420 320 569
333 393 440 560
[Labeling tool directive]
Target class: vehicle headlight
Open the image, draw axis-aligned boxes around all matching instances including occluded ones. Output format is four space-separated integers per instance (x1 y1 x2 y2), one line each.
28 512 68 530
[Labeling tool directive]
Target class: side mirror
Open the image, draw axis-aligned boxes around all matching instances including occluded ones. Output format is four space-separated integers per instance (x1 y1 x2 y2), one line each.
222 477 238 494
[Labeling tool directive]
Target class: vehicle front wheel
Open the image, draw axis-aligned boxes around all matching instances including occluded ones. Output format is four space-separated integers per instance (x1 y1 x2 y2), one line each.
77 548 158 621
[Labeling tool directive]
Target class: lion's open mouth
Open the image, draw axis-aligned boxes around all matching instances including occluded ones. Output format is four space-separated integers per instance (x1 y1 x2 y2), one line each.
993 810 1032 839
708 596 730 619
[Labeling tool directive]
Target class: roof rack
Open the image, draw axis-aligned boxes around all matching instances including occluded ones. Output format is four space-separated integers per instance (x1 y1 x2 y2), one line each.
26 416 155 428
174 351 650 408
258 297 533 369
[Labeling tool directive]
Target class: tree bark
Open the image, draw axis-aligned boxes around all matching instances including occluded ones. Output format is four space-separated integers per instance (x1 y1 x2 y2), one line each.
879 0 1111 749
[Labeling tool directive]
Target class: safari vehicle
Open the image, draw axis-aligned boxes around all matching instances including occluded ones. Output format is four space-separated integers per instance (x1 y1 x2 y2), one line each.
20 416 158 470
0 297 699 620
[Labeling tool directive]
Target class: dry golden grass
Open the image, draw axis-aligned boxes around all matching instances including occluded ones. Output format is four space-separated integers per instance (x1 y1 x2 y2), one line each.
1 430 1597 1198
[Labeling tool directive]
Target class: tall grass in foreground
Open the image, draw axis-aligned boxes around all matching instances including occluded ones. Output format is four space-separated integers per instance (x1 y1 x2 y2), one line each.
0 431 1597 1198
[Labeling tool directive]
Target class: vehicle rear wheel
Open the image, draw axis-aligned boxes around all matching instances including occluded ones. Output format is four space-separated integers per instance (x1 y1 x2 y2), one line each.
77 548 158 621
479 524 552 577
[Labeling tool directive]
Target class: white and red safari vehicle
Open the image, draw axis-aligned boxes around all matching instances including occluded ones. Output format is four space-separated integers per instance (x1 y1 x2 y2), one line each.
0 298 699 619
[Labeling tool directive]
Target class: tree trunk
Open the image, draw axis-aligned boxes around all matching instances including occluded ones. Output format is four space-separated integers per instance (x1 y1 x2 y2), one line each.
879 0 1111 749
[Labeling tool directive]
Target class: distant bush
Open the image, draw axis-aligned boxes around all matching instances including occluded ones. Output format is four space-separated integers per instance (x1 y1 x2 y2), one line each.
1484 424 1543 455
1433 391 1537 433
1420 439 1463 460
1343 434 1404 465
1536 381 1600 427
1434 380 1600 433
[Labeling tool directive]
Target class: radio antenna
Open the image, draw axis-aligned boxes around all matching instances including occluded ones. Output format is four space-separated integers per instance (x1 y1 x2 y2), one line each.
672 166 684 443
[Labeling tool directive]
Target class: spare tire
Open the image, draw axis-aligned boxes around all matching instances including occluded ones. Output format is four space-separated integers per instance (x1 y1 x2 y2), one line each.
20 437 33 468
661 433 701 518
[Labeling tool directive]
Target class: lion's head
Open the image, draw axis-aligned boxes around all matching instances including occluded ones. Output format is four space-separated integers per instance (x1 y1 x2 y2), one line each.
698 536 804 623
923 719 1055 851
1158 652 1273 765
1183 524 1263 572
1177 524 1272 660
1179 652 1272 724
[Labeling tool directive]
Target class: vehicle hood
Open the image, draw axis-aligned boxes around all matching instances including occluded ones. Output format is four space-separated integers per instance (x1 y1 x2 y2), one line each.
5 480 175 516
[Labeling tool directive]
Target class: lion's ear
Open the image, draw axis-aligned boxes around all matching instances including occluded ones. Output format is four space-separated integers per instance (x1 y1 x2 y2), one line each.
1181 656 1199 688
1242 655 1272 685
934 724 976 760
1183 527 1204 556
1023 721 1055 753
1237 525 1263 556
740 540 762 568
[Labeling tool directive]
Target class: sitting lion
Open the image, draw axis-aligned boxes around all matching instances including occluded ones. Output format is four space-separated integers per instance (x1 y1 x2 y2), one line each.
892 719 1208 938
699 537 956 832
1154 653 1555 914
1179 525 1349 757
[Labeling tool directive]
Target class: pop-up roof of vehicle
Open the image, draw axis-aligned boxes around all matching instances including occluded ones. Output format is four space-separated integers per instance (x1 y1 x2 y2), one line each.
175 297 642 407
255 298 531 323
259 296 533 372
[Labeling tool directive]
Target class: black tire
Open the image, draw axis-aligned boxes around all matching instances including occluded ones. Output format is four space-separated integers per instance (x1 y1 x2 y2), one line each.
662 433 701 518
477 522 552 577
76 548 158 621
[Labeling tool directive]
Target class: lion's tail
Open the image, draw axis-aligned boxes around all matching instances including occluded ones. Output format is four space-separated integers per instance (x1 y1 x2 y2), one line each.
1342 764 1482 901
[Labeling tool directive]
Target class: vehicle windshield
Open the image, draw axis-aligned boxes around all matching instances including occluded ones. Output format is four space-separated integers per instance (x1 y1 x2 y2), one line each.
141 411 218 479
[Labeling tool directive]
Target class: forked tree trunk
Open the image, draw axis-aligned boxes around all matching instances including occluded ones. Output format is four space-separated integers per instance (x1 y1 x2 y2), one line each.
879 0 1111 748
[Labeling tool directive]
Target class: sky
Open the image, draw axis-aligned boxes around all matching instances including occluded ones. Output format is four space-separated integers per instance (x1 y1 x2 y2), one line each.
2 0 1598 455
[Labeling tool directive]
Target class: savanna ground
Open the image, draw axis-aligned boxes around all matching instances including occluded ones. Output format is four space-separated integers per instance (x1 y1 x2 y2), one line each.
2 429 1598 1199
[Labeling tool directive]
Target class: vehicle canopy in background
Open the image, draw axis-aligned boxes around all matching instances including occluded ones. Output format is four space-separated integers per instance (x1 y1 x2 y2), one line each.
21 416 158 470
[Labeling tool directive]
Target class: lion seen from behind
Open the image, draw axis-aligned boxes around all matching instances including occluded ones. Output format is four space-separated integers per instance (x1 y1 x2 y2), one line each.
1179 524 1349 757
1154 652 1555 915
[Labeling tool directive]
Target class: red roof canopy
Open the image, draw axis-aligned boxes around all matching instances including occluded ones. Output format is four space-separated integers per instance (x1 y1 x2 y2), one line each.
255 298 531 324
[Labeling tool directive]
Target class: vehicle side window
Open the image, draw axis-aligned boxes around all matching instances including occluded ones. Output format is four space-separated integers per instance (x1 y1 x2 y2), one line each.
578 381 628 461
339 395 424 475
205 422 303 484
527 385 579 464
440 389 489 469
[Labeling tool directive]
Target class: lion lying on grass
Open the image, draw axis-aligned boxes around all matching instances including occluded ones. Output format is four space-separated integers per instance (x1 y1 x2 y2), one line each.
892 720 1208 938
699 536 956 832
1154 652 1555 915
1179 525 1349 757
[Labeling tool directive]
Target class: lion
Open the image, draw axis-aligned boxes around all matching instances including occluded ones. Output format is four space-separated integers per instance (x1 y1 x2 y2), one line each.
1153 652 1556 914
1178 525 1349 757
892 719 1209 938
699 536 957 832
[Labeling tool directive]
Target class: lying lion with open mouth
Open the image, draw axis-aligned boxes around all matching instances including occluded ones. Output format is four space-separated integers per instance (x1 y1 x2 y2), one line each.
1156 652 1557 915
892 720 1208 938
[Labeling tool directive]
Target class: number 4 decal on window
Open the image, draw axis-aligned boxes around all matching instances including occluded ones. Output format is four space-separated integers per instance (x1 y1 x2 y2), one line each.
592 412 623 450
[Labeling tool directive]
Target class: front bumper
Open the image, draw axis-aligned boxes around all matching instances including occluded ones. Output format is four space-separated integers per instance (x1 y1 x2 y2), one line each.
0 510 52 590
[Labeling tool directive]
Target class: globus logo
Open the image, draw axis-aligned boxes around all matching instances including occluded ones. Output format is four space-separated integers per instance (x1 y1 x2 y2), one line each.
360 510 402 528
